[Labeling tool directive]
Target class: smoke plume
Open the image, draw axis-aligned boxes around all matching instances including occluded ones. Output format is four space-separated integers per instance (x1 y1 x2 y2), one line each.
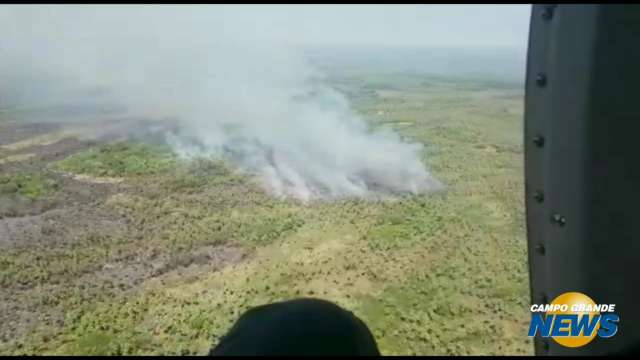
0 5 443 200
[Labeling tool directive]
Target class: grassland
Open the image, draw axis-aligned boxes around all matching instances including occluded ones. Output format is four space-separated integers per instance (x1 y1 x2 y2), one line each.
52 142 177 178
0 73 530 355
0 173 59 199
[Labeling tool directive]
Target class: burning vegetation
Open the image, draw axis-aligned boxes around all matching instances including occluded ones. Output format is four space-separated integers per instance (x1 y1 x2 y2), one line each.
0 5 530 356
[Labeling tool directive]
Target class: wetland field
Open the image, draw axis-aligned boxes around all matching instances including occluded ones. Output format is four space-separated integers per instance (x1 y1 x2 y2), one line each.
0 57 531 355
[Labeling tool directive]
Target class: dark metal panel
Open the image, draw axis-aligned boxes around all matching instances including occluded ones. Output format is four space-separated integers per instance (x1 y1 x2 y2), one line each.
525 4 640 356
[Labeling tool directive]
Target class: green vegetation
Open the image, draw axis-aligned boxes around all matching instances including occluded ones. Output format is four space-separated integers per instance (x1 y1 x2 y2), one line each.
53 141 177 177
0 153 36 165
0 74 529 355
0 172 59 199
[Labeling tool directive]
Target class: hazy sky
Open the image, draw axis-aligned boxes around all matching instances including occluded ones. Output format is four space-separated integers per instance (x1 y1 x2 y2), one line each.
213 5 532 48
1 5 531 49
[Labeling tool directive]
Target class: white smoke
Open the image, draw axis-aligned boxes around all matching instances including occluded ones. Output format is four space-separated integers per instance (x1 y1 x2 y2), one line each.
0 5 443 200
